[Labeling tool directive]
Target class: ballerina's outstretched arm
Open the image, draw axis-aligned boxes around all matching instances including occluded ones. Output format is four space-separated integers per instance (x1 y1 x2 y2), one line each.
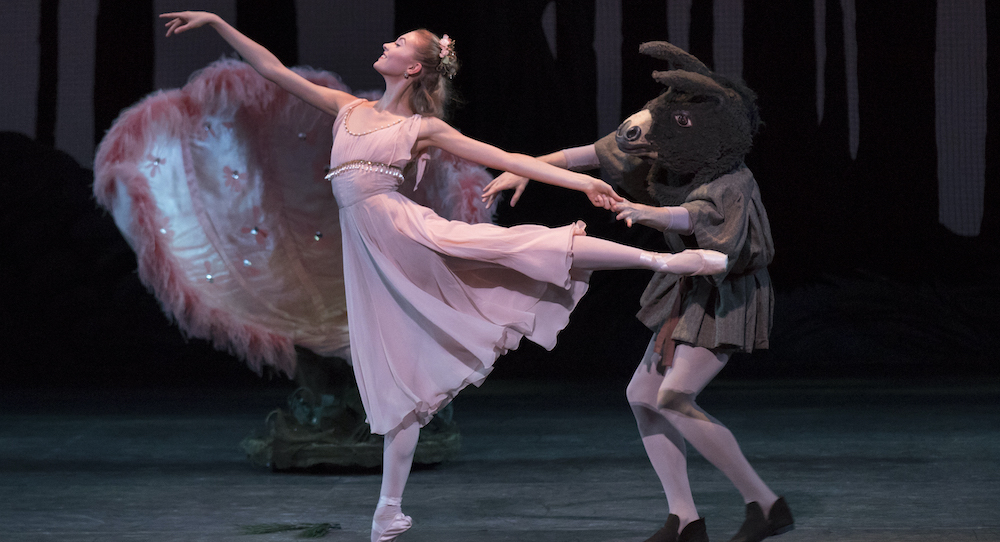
417 117 622 210
479 142 695 234
480 144 602 207
480 151 563 208
160 11 356 116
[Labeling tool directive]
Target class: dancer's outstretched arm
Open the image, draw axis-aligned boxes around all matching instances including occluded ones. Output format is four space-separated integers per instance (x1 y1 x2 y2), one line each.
481 144 601 207
418 119 621 209
481 140 693 232
481 151 564 207
613 200 692 234
160 11 355 116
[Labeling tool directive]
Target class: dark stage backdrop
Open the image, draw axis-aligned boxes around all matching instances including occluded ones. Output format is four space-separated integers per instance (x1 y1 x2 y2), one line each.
1 1 997 389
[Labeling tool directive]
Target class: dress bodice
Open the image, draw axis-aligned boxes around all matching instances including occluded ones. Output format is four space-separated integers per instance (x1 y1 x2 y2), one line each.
328 100 422 207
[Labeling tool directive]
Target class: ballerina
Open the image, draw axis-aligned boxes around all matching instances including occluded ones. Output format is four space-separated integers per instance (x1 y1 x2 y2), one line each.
160 11 728 541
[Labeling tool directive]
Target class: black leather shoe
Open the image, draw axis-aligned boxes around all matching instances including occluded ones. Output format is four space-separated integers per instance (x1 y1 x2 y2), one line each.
643 515 709 542
727 497 794 542
644 515 680 542
679 518 709 542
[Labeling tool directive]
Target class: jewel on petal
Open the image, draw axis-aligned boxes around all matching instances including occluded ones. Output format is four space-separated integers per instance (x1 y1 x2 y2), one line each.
314 231 323 241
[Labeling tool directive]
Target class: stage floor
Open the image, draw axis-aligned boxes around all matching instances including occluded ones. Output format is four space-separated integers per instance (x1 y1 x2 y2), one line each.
1 377 998 541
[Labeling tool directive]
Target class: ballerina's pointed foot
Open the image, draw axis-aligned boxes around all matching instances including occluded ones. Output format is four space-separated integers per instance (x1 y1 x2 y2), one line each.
644 249 728 276
372 512 412 542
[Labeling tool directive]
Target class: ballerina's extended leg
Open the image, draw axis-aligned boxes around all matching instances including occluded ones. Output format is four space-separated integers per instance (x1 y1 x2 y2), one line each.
639 249 727 276
570 236 727 275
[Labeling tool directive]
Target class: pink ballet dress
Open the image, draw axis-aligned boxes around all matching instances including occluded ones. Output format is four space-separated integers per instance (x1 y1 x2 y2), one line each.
329 100 589 434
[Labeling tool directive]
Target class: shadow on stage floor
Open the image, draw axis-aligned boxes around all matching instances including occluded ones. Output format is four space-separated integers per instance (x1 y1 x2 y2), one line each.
1 375 998 541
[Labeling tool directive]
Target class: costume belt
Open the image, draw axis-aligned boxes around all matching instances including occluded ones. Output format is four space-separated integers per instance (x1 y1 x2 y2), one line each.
325 160 404 182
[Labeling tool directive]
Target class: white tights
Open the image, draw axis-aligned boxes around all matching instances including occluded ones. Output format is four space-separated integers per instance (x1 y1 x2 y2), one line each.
570 235 712 275
371 421 420 542
626 340 778 530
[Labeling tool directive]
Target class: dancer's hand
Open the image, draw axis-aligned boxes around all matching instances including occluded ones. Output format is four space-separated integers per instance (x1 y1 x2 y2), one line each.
481 172 528 207
583 178 622 210
160 11 218 37
612 199 650 227
614 201 692 232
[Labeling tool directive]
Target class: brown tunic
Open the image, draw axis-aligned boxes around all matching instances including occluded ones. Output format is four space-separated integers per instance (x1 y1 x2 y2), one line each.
596 135 774 353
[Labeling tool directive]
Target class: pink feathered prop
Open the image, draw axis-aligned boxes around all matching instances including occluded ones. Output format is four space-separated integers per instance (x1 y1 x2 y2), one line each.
94 59 495 375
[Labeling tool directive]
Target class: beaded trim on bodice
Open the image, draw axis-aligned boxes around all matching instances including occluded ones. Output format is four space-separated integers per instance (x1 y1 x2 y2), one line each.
325 159 405 182
343 102 404 136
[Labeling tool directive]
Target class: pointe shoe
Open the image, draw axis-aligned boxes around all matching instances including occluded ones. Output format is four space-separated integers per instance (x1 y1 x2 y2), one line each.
644 515 709 542
727 497 794 542
371 511 412 542
644 249 728 276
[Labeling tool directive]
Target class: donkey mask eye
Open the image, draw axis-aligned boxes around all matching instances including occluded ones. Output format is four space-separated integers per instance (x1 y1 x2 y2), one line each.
674 111 693 128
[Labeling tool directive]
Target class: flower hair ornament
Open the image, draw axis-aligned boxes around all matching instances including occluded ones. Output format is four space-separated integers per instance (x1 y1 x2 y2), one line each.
437 34 458 79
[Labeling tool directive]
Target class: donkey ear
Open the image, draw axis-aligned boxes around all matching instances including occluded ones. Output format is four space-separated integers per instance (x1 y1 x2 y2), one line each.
653 70 729 101
640 41 712 76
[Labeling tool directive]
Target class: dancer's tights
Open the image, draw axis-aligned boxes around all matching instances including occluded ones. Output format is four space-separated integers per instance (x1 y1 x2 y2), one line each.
573 235 648 271
372 422 419 538
627 342 778 529
380 422 419 499
571 235 698 271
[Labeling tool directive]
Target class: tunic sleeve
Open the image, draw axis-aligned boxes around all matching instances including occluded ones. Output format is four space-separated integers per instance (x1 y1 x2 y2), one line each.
682 172 749 253
679 167 773 283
